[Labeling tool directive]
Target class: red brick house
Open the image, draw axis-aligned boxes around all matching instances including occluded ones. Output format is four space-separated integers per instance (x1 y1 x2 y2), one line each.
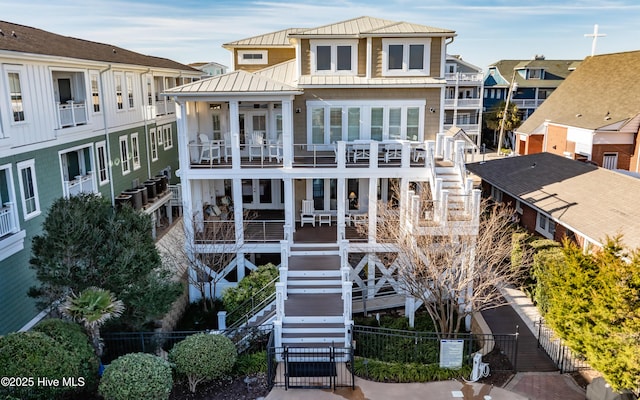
513 51 640 174
467 152 640 251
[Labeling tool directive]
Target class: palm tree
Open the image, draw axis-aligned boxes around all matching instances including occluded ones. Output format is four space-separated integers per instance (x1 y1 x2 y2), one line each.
60 287 124 357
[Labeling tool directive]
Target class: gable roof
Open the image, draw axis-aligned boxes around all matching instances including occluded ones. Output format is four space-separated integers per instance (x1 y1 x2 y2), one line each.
223 28 305 48
484 58 579 89
517 50 640 134
289 16 454 38
467 152 640 249
164 69 301 96
0 21 198 72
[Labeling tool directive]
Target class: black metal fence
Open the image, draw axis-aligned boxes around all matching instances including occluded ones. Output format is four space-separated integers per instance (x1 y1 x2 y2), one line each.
266 339 355 390
352 325 519 372
101 325 273 364
536 319 590 373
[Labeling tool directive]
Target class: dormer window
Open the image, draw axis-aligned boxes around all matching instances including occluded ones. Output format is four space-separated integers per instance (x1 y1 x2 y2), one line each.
527 68 544 79
382 38 431 76
311 40 358 75
238 50 268 65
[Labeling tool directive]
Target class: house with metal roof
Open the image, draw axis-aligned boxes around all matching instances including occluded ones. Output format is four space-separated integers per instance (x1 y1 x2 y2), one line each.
0 21 201 334
467 152 640 252
513 51 640 174
165 16 483 352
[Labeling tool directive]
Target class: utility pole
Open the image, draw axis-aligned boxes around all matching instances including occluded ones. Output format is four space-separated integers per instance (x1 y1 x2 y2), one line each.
496 69 517 156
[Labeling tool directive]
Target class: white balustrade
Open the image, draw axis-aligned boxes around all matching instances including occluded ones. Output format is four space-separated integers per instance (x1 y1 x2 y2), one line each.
275 283 285 320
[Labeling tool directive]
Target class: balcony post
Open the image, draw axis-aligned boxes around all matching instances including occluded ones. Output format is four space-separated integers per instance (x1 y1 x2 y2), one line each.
229 100 241 169
281 99 293 169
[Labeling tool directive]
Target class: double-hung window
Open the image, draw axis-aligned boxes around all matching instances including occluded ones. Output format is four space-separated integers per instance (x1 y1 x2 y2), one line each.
119 135 130 175
96 141 109 185
131 133 141 170
17 159 40 220
383 39 431 76
536 213 556 239
163 125 173 149
90 73 101 113
115 74 124 110
311 40 357 75
150 128 158 161
8 71 26 123
126 74 135 109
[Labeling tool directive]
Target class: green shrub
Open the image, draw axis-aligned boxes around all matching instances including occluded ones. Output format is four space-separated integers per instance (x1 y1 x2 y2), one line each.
33 318 100 391
0 331 82 400
170 333 237 393
353 357 471 383
233 351 267 376
222 264 278 325
98 353 172 400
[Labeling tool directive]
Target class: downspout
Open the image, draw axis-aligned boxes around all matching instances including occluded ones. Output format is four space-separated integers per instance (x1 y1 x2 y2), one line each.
140 68 152 179
99 64 115 206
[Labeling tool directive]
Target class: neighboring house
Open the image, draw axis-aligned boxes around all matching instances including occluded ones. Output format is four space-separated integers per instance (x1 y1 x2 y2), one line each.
188 61 228 78
483 56 580 145
444 55 483 151
513 51 640 174
165 16 482 348
0 21 201 335
467 152 640 252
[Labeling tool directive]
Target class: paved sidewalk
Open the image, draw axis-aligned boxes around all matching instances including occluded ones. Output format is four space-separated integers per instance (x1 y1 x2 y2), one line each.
265 377 528 400
505 372 586 400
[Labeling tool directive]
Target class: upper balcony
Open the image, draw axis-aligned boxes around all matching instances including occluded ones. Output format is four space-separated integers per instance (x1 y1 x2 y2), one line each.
512 98 544 109
445 72 483 84
444 97 482 108
188 136 430 170
52 71 89 129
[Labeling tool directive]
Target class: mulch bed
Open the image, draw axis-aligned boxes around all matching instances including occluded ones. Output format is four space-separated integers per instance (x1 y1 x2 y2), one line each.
169 373 269 400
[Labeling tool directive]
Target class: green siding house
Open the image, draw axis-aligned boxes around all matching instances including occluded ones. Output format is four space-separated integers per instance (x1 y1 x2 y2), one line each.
0 21 200 334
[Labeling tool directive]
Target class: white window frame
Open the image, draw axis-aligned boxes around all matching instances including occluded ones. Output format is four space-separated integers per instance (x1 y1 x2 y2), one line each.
95 141 109 186
310 40 358 75
382 38 431 76
490 186 503 202
515 200 523 214
150 127 158 161
5 67 28 124
131 133 141 170
90 72 101 114
536 212 556 239
306 100 425 148
119 135 130 175
115 73 124 111
237 50 268 65
126 73 135 109
163 125 173 149
17 159 40 220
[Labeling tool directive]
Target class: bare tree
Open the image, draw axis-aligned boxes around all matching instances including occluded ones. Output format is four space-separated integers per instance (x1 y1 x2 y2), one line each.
159 209 254 312
358 184 528 338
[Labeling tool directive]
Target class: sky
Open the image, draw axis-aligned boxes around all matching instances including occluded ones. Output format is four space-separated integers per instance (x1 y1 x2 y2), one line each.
2 0 639 71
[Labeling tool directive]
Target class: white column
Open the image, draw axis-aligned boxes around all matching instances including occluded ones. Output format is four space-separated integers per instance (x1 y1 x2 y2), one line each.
283 177 294 237
282 99 293 169
337 177 346 240
368 177 377 243
232 178 244 245
229 100 241 169
217 311 227 330
405 297 415 328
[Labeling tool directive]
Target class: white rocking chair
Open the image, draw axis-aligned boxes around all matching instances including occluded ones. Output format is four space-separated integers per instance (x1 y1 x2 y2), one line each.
300 199 315 227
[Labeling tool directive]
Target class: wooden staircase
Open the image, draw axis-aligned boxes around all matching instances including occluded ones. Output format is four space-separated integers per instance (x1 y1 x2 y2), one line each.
281 245 347 348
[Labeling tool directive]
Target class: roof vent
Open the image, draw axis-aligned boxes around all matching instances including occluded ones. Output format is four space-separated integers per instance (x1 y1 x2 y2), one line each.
0 29 4 36
534 54 545 60
11 31 17 38
575 113 582 118
604 111 611 121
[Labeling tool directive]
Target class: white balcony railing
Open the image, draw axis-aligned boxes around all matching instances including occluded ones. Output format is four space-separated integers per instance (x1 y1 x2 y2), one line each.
444 98 482 108
63 173 96 198
0 202 19 237
445 72 484 83
512 99 545 109
57 101 88 129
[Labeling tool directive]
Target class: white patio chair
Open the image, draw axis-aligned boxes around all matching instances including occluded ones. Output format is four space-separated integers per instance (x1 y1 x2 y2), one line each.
300 199 315 227
249 131 265 162
268 134 283 162
222 132 232 162
199 134 220 165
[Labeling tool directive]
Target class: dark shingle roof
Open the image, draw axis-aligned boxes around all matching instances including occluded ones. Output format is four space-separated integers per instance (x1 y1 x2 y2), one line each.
485 58 580 89
517 51 640 133
467 152 640 249
0 21 198 72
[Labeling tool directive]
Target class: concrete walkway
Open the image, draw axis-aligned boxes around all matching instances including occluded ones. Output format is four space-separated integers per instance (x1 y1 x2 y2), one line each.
266 377 528 400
